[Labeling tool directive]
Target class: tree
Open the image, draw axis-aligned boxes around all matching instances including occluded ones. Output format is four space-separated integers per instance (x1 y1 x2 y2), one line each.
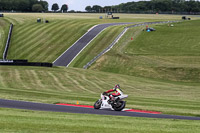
0 0 49 12
38 0 48 11
85 6 92 12
92 5 102 13
104 6 112 12
51 3 59 12
28 0 39 11
61 4 68 13
32 4 44 12
18 0 30 11
0 0 42 12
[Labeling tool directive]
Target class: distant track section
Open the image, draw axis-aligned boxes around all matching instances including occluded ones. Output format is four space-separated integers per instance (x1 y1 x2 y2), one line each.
53 23 134 67
0 99 200 120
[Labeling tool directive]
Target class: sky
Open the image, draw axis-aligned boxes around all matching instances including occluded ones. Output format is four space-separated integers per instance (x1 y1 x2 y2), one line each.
46 0 141 11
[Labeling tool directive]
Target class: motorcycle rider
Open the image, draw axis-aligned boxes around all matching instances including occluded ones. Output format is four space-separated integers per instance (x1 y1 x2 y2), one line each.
103 84 123 103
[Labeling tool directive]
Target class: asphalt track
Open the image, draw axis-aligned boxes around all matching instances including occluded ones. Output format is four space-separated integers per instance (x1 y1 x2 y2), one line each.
0 99 200 120
53 23 133 67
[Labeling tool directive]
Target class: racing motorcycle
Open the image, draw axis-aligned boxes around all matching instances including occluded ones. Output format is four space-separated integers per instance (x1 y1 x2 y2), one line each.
94 92 128 111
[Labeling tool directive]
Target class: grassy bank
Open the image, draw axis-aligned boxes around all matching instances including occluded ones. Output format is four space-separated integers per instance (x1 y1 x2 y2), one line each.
0 19 9 58
90 20 200 82
7 19 95 62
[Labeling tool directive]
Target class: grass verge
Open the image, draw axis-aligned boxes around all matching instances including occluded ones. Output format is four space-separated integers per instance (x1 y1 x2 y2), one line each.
0 108 200 133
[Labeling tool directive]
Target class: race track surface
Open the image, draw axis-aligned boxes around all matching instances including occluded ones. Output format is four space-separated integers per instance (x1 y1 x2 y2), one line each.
0 99 200 120
53 23 133 67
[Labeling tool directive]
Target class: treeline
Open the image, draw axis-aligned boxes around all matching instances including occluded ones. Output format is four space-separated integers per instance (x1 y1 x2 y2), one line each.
85 0 200 14
0 0 48 12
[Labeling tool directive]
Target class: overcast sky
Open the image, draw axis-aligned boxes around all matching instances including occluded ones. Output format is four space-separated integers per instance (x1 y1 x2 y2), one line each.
46 0 141 11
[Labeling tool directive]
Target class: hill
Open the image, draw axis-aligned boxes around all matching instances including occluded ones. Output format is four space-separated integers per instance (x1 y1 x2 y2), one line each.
2 13 182 62
83 20 200 83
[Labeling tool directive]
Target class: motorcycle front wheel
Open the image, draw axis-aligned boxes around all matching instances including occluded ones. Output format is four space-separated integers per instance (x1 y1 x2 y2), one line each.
94 99 102 109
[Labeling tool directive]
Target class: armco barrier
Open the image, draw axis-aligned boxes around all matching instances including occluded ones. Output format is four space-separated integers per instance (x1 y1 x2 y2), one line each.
0 60 52 67
3 23 13 60
0 62 52 67
83 21 181 69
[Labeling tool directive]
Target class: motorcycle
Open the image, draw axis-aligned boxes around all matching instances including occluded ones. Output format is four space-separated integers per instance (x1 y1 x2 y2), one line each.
94 92 128 111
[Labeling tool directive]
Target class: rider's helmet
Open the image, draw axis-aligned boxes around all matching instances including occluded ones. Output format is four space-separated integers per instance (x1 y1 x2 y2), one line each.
114 84 120 90
115 84 120 88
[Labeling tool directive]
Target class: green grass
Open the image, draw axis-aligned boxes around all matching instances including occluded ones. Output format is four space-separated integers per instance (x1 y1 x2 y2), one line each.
0 108 200 133
89 20 200 82
3 13 186 24
0 66 200 117
126 21 200 56
0 18 9 58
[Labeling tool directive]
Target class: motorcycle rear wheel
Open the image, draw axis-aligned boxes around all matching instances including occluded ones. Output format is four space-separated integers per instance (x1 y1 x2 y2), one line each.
113 101 126 111
94 99 102 109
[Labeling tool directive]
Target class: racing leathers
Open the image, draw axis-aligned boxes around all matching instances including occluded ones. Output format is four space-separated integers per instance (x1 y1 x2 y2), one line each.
105 84 123 101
